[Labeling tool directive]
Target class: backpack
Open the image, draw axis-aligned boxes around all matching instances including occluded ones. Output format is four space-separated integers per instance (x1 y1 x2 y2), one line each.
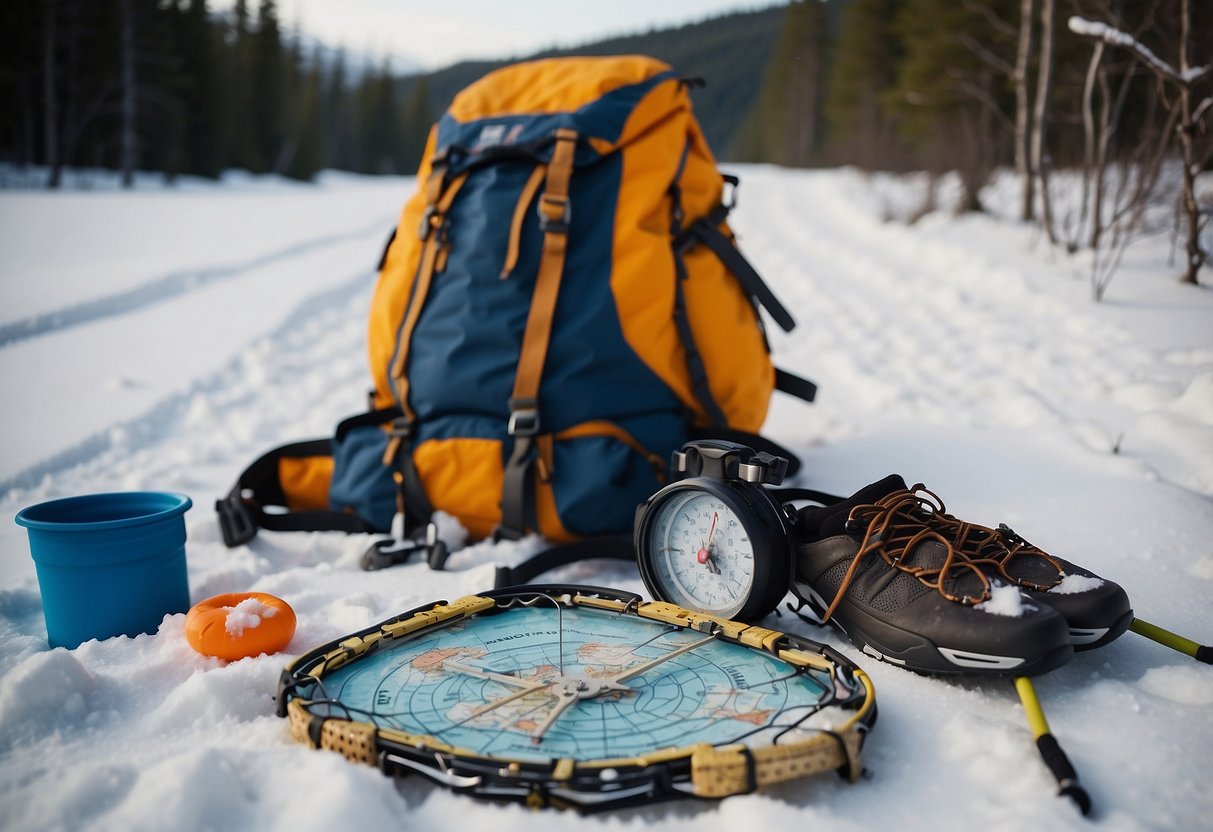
216 55 817 559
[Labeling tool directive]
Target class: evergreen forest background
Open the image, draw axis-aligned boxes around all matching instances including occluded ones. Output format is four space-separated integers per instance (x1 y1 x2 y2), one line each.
2 0 1210 204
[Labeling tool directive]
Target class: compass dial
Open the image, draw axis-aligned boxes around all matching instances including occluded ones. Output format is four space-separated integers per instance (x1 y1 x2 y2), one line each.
645 490 755 618
315 604 830 762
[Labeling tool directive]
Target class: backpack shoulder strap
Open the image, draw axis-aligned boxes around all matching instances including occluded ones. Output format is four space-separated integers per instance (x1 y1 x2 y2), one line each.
499 128 580 541
215 439 376 548
680 198 796 334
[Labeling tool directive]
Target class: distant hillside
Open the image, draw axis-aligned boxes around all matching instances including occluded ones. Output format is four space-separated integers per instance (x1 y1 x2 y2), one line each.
400 5 787 160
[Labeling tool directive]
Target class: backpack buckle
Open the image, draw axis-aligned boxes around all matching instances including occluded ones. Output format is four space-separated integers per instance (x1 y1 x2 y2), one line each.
721 173 739 210
418 206 450 242
418 206 436 240
537 194 570 234
215 492 257 548
360 521 448 572
388 417 412 439
507 397 540 436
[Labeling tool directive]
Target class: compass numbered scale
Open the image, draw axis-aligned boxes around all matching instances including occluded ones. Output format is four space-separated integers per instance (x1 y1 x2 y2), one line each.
277 586 875 812
636 440 795 622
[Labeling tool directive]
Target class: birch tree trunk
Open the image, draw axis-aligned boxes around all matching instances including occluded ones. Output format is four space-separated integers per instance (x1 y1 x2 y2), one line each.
1031 0 1057 244
1014 0 1035 221
1079 41 1104 251
1176 0 1202 285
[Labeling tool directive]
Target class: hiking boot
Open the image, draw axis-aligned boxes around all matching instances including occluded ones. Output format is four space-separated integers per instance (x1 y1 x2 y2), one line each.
791 475 1073 677
924 505 1134 651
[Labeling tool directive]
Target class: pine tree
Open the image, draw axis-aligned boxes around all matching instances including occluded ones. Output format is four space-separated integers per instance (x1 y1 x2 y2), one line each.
399 76 432 173
358 63 403 174
824 0 905 169
732 0 833 166
250 0 286 173
223 0 259 171
284 44 325 181
0 0 45 169
887 0 1016 210
178 0 223 178
322 51 346 170
157 0 188 181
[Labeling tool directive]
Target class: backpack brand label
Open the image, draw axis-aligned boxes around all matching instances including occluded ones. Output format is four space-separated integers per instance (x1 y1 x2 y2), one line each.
473 123 524 150
474 124 506 149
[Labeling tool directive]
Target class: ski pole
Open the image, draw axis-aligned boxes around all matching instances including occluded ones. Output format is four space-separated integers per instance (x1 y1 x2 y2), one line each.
1129 618 1212 663
1013 676 1092 816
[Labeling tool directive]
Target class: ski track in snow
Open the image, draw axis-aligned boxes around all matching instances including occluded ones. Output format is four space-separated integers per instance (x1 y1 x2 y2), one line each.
744 170 1150 444
0 267 374 497
0 218 386 348
1 167 1211 832
0 171 411 489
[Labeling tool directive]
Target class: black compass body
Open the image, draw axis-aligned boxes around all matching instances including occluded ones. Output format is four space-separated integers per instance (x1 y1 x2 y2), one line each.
635 440 795 622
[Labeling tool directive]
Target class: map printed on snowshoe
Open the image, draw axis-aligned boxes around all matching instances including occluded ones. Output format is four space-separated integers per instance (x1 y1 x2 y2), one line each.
275 585 876 812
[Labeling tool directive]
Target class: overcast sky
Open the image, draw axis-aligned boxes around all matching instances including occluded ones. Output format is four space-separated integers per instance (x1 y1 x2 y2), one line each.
211 0 786 71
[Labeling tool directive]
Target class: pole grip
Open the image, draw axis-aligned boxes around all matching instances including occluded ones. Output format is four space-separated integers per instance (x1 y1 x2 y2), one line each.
1015 676 1093 816
1035 734 1092 816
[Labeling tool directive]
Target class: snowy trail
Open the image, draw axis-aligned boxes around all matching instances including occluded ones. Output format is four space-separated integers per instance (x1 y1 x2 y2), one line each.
1 168 1211 832
0 171 408 326
741 169 1155 443
734 167 1213 495
0 172 409 488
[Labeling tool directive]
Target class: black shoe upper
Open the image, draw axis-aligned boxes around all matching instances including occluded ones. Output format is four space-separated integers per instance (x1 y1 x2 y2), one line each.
791 475 1073 676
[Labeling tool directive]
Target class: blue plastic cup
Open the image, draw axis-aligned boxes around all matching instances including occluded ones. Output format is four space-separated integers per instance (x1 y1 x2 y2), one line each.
15 492 192 649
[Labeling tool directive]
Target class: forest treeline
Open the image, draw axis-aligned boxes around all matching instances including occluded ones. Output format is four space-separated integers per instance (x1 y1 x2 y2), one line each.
0 0 785 186
5 1 1209 185
744 0 1210 289
738 1 1211 199
2 0 1210 286
0 0 433 185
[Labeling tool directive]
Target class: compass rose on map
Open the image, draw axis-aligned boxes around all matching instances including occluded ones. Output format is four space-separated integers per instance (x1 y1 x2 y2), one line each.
320 604 829 762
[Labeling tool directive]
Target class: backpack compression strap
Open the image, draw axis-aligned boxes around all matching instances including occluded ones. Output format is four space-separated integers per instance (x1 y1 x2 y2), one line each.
670 173 817 411
383 161 471 535
499 128 579 542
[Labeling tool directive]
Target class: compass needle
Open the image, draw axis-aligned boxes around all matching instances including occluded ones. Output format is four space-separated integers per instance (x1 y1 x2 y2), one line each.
442 659 548 691
607 634 717 685
447 684 551 727
530 687 580 743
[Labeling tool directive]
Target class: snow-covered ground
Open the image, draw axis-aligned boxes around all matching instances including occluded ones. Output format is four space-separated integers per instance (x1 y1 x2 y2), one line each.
1 166 1210 831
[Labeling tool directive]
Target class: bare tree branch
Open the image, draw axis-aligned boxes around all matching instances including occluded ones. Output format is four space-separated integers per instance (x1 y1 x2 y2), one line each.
961 34 1015 77
950 74 1016 132
1068 17 1210 86
964 0 1018 38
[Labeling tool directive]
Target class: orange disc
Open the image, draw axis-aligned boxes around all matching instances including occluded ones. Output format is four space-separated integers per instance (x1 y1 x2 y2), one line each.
185 592 297 661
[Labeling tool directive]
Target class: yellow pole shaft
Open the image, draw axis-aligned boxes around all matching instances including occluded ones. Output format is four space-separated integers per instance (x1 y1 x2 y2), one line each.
1131 618 1201 658
1014 676 1050 739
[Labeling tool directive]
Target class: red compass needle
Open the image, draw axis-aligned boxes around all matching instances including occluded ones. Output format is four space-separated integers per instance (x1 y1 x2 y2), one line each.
697 511 718 565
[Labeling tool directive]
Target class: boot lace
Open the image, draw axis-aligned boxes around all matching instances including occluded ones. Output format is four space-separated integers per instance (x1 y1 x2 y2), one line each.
925 505 1065 591
822 485 996 623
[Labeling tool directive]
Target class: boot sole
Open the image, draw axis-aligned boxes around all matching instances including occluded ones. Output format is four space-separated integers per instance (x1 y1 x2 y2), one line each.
1067 608 1135 652
791 581 1074 678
